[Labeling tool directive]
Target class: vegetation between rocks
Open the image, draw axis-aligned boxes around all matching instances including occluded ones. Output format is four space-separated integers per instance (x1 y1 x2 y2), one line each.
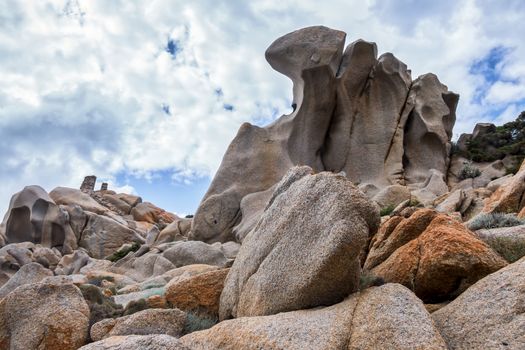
468 213 525 231
379 205 395 217
458 161 481 180
107 242 141 262
183 311 219 335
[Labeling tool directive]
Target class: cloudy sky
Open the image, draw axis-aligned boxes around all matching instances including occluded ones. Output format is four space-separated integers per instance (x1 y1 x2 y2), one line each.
1 0 524 216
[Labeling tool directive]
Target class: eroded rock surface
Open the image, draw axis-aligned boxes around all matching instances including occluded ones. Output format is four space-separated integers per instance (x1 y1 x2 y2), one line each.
192 25 458 243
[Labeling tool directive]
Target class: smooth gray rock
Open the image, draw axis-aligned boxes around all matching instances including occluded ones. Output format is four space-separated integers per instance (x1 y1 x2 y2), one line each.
162 241 229 268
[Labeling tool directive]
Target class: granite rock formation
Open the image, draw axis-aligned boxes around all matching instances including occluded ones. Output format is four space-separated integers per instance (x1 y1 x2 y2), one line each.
192 26 458 243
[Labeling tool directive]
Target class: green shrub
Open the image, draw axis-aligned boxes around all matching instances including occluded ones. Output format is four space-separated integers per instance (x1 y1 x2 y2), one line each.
463 111 525 162
183 311 218 335
359 271 385 291
107 242 141 262
379 205 395 217
79 284 123 330
481 235 525 263
468 213 525 231
87 275 115 287
123 298 148 316
458 161 481 180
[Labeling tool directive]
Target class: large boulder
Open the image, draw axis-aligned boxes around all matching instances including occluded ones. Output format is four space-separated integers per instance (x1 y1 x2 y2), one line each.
191 26 457 243
50 187 108 214
79 335 188 350
162 241 229 268
181 283 447 350
1 185 77 254
79 213 145 259
0 262 53 299
433 257 525 349
482 159 525 214
366 210 507 302
220 166 380 319
131 202 177 225
166 268 229 317
0 282 90 349
90 308 186 341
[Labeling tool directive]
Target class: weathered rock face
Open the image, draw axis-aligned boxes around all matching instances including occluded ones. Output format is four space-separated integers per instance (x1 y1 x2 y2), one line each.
483 159 525 214
0 282 90 349
0 262 53 299
165 268 229 317
220 166 380 319
79 212 145 259
50 187 108 214
1 185 78 254
433 256 525 349
181 284 447 350
366 210 507 302
90 308 186 341
192 25 458 243
79 335 188 350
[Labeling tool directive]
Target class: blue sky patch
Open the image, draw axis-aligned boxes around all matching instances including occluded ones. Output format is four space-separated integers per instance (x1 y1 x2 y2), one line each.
165 38 181 58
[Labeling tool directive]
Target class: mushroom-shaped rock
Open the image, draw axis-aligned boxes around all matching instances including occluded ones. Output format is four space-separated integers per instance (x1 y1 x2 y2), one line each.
219 166 380 319
191 26 457 244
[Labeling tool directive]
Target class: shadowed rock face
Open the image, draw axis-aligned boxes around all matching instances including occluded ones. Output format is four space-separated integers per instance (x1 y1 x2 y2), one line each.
0 186 77 254
192 25 459 243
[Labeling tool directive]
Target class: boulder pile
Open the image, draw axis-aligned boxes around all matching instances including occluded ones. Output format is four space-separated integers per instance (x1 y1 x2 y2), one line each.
1 26 524 349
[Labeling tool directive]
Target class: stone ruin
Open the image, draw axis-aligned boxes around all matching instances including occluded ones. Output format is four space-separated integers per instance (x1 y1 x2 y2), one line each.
191 26 459 243
80 175 97 193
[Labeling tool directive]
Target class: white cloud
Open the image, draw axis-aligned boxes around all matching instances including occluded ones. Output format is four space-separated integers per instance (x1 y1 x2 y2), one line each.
1 0 525 215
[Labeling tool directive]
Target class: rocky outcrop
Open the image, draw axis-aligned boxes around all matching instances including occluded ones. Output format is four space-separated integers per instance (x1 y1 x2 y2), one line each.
79 213 145 259
0 185 78 253
0 262 53 299
131 202 177 225
162 241 230 268
79 335 188 350
220 166 379 319
90 308 186 341
50 187 108 214
192 26 458 243
181 284 447 350
366 210 507 302
433 257 525 349
0 282 90 349
482 159 525 214
165 268 229 317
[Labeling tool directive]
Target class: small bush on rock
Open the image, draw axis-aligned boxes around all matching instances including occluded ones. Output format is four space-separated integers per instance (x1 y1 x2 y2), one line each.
123 298 149 316
359 271 385 291
107 242 141 262
79 284 123 329
380 205 395 217
468 213 525 231
183 311 218 335
459 161 481 180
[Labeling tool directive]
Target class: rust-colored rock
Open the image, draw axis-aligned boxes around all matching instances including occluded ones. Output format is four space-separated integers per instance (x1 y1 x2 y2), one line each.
165 268 229 317
369 210 507 302
131 202 178 225
365 209 437 270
